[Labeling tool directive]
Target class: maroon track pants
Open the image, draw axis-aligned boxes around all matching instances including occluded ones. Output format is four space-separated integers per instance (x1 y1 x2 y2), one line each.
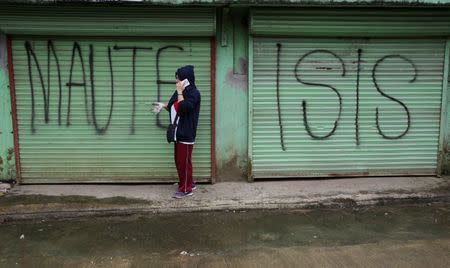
174 142 194 193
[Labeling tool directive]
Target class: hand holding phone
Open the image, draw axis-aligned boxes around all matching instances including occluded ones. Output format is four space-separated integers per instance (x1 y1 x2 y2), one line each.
182 79 190 88
176 79 190 94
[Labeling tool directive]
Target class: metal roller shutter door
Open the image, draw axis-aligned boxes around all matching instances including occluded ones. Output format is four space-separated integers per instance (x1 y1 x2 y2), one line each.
251 38 445 178
12 37 212 183
0 6 216 37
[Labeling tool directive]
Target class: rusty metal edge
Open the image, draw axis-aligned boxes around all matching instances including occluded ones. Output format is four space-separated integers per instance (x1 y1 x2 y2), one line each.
7 36 21 183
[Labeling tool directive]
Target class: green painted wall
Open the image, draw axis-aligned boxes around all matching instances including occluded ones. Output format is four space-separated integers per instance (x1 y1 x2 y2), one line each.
444 88 450 173
444 40 450 175
0 33 15 181
215 8 249 181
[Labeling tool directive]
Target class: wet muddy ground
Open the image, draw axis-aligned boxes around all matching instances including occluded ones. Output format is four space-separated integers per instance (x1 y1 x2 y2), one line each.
1 203 449 267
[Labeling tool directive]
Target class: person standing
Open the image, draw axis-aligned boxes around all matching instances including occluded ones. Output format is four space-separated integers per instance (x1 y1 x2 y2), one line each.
152 65 201 198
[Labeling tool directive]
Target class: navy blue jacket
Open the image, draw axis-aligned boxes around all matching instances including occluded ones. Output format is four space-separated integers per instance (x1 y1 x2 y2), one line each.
168 65 201 143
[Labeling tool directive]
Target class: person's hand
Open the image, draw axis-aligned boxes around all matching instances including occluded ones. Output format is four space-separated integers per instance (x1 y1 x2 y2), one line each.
151 102 165 114
176 80 185 95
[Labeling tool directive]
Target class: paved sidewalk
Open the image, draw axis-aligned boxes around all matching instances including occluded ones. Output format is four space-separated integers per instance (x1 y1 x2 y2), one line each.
1 176 449 220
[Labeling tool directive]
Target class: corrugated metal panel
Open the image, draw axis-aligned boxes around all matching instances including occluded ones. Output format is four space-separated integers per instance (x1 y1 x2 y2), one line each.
2 0 450 6
251 38 445 178
4 0 450 7
12 37 211 183
250 9 450 37
0 5 215 36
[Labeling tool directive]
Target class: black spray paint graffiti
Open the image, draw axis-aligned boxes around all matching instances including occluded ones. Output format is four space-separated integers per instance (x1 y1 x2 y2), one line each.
373 55 414 140
276 43 286 151
89 45 115 135
24 40 184 135
355 48 362 146
276 45 415 150
113 45 153 134
25 41 67 132
47 41 63 126
66 42 90 126
156 45 184 129
294 49 345 140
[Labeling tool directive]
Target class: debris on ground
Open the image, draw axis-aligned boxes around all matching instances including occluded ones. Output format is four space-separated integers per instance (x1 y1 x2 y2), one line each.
0 183 11 193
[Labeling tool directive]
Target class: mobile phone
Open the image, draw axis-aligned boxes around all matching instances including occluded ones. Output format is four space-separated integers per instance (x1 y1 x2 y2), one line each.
182 79 190 88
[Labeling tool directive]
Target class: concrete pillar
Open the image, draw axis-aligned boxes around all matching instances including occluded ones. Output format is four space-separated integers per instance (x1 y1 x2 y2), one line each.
0 33 16 181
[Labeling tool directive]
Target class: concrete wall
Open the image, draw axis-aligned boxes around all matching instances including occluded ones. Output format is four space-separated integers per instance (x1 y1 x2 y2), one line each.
215 8 249 181
443 42 450 175
0 33 15 181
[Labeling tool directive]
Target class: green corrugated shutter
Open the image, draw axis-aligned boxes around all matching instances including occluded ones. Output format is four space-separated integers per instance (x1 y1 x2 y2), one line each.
251 38 445 178
0 5 215 36
12 37 211 183
250 9 450 37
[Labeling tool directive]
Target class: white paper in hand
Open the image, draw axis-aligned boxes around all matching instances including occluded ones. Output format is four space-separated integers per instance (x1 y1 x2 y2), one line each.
151 102 164 114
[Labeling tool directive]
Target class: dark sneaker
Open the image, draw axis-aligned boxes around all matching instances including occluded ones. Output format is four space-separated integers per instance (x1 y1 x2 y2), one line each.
173 191 193 199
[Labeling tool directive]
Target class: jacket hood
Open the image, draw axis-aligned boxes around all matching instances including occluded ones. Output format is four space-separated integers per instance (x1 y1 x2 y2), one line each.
175 65 196 87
